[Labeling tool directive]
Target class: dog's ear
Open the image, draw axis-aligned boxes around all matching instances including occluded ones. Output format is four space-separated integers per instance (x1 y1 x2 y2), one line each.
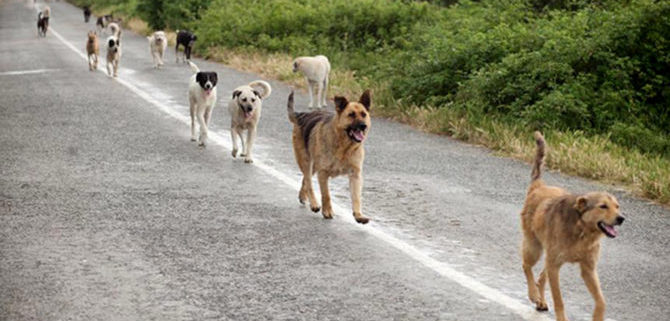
232 90 241 99
334 96 349 113
196 72 205 84
211 73 218 85
359 89 371 111
192 35 198 41
575 196 589 213
253 90 261 98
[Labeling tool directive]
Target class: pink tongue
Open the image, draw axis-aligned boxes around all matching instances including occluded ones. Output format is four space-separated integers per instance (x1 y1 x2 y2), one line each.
244 111 252 119
204 89 211 96
353 130 365 142
604 224 618 237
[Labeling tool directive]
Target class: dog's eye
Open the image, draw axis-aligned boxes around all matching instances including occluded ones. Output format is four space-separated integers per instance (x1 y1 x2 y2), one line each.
599 204 608 209
242 98 247 102
348 112 355 118
251 98 256 103
360 112 367 118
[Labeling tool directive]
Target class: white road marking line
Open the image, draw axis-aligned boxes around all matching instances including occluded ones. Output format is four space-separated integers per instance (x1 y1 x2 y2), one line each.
0 68 59 76
43 9 552 321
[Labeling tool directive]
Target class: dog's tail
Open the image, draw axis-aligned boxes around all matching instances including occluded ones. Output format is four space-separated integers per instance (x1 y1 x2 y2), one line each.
188 60 199 74
249 80 272 99
287 90 298 124
531 131 546 182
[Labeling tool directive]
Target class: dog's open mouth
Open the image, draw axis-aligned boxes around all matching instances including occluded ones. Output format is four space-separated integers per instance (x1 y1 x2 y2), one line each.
204 89 212 96
347 128 366 143
598 221 618 238
244 111 253 119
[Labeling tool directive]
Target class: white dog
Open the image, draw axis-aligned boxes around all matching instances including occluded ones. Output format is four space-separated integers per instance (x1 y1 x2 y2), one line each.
147 31 167 68
105 35 121 77
292 55 330 108
228 80 272 163
188 61 218 146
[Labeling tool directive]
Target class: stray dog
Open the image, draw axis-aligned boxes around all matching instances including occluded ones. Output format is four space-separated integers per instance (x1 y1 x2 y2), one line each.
96 14 113 34
105 34 121 77
292 55 330 108
286 90 371 224
147 31 167 68
83 6 91 23
228 80 272 163
107 22 121 39
176 30 197 63
37 6 50 37
86 31 99 71
187 61 218 146
520 132 625 321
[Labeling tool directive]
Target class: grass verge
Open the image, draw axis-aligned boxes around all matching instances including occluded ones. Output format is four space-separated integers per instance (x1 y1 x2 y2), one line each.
78 6 670 206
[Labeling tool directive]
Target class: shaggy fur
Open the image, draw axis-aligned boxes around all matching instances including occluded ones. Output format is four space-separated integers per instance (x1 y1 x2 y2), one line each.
187 61 218 146
147 31 167 68
520 131 625 321
292 55 331 108
287 90 372 224
228 80 272 163
86 31 99 71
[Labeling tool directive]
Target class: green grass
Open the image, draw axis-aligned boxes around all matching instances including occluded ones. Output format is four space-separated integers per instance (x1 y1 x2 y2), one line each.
68 0 670 205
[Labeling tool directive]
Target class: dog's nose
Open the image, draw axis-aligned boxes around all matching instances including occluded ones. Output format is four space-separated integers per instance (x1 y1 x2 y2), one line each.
357 123 367 131
205 83 211 89
615 215 625 225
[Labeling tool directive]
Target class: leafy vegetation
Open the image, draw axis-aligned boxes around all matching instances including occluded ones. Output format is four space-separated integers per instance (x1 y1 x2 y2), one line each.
71 0 670 204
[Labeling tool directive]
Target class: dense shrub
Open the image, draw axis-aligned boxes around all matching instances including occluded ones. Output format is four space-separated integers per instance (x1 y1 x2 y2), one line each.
72 0 670 157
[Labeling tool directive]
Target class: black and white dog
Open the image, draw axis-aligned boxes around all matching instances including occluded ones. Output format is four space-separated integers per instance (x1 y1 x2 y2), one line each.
188 61 218 146
83 6 91 23
37 6 50 37
96 14 113 34
106 34 121 78
176 30 197 63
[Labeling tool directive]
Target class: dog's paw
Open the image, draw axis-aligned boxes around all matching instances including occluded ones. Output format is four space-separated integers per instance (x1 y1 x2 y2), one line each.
244 158 253 164
353 212 370 224
198 142 206 148
321 208 334 219
311 205 321 213
231 149 238 158
190 137 197 142
535 302 548 312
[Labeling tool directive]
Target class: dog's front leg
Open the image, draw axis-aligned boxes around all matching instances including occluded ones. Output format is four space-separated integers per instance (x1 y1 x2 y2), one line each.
547 263 569 321
316 81 323 109
196 110 208 146
580 261 605 321
189 101 197 141
318 172 333 219
231 126 240 157
243 125 257 163
349 171 369 224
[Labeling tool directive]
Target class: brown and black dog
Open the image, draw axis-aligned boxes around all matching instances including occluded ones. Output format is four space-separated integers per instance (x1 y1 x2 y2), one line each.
286 90 371 224
86 31 99 71
520 132 625 321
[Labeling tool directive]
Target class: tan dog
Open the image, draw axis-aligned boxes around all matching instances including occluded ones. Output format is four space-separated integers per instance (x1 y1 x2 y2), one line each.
286 90 371 224
86 31 99 71
228 80 272 163
520 132 625 321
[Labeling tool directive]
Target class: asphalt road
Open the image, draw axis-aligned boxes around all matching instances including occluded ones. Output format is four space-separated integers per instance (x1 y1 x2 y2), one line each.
1 1 669 320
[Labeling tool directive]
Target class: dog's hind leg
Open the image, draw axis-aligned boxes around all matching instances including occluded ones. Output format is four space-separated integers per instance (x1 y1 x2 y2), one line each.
189 100 197 141
321 77 328 107
349 171 369 224
580 261 605 321
522 237 547 310
536 268 548 311
306 79 315 108
318 172 333 219
299 161 320 212
316 80 324 109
